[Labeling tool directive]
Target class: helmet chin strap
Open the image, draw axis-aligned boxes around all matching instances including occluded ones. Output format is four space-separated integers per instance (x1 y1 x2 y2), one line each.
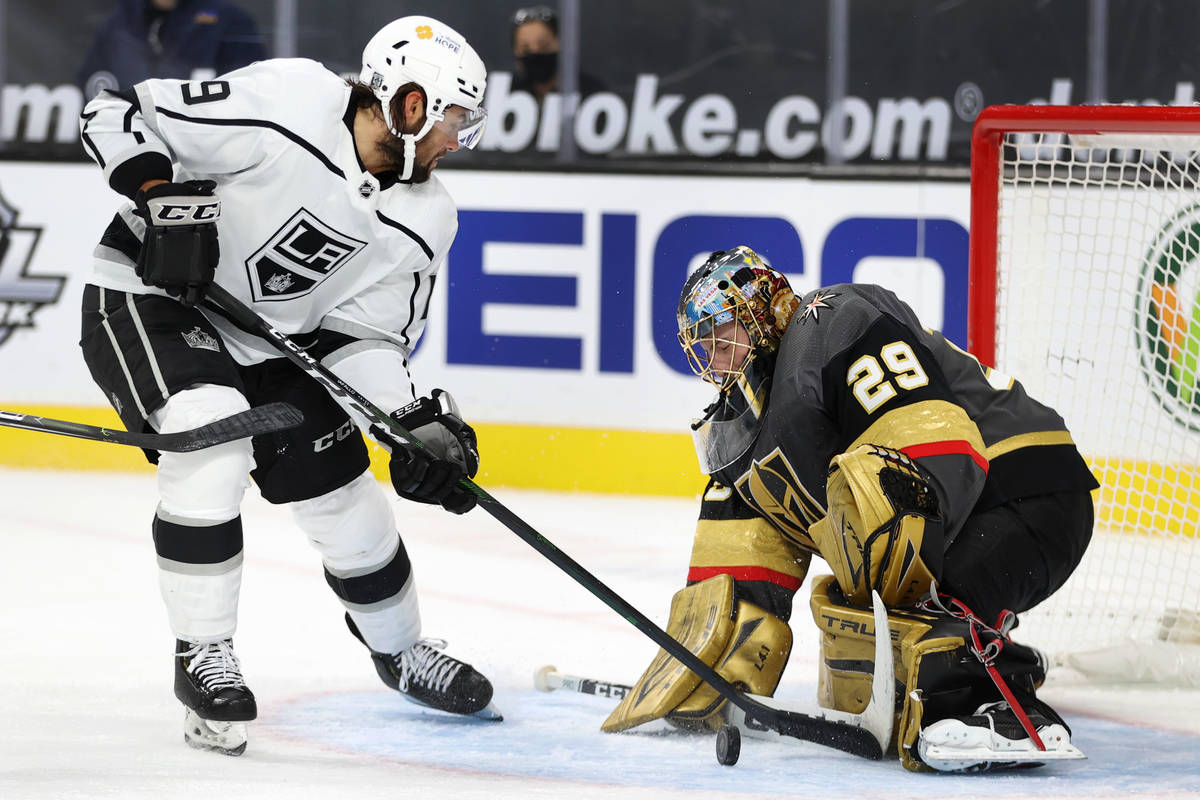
397 133 417 181
389 117 434 182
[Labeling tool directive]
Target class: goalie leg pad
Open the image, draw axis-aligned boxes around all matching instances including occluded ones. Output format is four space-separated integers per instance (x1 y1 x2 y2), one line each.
601 575 793 734
809 444 942 607
665 600 792 732
809 575 1049 771
601 574 737 733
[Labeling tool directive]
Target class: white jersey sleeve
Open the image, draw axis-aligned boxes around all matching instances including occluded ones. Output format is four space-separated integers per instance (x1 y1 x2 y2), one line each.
79 88 175 197
318 234 452 437
321 344 415 446
79 61 319 197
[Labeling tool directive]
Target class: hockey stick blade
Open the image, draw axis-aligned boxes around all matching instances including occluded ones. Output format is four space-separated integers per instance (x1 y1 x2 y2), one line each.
534 666 632 699
535 608 891 759
200 284 883 760
723 591 894 759
0 402 303 452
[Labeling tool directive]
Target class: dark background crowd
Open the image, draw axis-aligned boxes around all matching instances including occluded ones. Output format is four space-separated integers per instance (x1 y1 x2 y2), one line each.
3 0 1199 170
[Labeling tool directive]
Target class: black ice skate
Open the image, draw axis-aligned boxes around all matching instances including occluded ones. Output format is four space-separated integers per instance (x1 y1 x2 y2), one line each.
175 638 258 755
346 614 501 721
917 699 1085 772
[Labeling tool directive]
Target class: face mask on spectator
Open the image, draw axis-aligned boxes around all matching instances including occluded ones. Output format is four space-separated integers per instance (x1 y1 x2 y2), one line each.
519 51 557 84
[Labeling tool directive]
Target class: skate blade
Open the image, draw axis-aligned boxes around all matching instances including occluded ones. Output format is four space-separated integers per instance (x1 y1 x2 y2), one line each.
472 701 503 722
400 694 504 722
183 708 249 756
920 742 1086 772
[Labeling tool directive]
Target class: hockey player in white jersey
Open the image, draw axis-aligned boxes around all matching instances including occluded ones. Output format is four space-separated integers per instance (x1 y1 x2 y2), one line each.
77 16 496 755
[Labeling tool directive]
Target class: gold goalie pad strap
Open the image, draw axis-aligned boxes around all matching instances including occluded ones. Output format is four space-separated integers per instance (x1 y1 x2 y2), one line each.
809 444 938 606
809 575 965 770
601 574 737 733
665 600 792 732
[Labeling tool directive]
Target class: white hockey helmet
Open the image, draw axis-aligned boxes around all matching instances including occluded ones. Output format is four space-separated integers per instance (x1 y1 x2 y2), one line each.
360 16 488 152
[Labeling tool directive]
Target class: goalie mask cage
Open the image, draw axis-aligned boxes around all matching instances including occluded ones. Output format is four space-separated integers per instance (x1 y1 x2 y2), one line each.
969 105 1200 679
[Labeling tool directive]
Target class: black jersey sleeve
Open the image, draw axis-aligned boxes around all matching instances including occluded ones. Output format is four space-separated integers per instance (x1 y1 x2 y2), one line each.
685 477 813 622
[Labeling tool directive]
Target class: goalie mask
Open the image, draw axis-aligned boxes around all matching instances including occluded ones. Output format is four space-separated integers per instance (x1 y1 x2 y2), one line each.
360 16 488 180
677 246 799 474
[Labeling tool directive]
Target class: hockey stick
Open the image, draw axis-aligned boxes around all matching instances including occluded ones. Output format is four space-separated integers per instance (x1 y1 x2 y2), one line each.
534 665 632 700
0 402 303 452
723 596 894 750
532 601 895 755
201 284 890 760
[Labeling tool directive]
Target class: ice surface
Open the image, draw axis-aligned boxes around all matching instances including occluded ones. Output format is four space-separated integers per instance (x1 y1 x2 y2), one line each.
2 468 1198 799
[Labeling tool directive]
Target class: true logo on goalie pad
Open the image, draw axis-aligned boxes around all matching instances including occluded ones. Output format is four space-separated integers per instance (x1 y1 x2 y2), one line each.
244 209 366 302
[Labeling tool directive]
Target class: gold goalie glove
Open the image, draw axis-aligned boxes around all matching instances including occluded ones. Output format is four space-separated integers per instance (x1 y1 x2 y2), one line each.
601 573 792 733
809 444 943 607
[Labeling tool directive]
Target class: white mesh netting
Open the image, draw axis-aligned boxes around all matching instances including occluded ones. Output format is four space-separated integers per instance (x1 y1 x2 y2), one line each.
994 130 1200 660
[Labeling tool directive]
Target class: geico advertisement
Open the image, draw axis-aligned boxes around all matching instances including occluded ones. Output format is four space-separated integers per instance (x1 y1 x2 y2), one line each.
0 162 969 431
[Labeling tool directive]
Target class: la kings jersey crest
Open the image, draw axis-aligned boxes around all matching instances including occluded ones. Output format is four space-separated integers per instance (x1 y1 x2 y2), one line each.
247 209 367 301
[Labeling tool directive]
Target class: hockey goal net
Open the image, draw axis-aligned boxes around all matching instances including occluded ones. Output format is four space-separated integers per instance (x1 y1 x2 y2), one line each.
969 105 1200 684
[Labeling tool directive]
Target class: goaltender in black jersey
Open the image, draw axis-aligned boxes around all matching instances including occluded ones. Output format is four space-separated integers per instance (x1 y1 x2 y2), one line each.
604 246 1099 772
77 16 498 755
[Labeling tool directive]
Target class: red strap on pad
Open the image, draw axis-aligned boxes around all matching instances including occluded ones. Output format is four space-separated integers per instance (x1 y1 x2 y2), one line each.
921 590 1046 751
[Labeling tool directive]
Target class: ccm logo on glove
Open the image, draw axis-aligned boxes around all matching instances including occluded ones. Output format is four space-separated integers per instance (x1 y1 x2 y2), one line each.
147 200 221 224
134 179 221 307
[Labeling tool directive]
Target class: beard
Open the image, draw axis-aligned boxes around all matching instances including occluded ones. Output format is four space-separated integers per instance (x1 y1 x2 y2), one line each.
375 134 432 183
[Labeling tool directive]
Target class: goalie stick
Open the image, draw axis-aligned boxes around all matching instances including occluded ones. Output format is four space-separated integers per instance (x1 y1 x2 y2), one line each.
201 283 892 761
723 595 893 752
0 402 303 452
532 596 895 757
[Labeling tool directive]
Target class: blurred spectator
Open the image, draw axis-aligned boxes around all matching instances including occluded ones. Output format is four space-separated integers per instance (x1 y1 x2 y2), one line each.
511 5 605 104
77 0 266 100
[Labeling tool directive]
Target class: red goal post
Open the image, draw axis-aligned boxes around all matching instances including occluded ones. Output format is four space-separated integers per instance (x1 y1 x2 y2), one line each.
968 104 1200 685
970 103 1200 362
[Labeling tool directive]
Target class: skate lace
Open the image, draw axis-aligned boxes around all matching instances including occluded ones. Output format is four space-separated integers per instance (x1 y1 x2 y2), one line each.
395 638 462 694
179 639 247 691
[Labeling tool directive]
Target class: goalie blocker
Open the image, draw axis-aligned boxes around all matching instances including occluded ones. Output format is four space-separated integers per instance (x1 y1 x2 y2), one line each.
809 444 941 608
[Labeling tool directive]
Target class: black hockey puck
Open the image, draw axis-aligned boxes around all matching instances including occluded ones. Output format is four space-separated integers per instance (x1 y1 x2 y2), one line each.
716 724 741 766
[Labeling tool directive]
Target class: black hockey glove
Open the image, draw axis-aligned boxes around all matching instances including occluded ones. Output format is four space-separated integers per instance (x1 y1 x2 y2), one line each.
134 179 221 307
387 389 480 514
